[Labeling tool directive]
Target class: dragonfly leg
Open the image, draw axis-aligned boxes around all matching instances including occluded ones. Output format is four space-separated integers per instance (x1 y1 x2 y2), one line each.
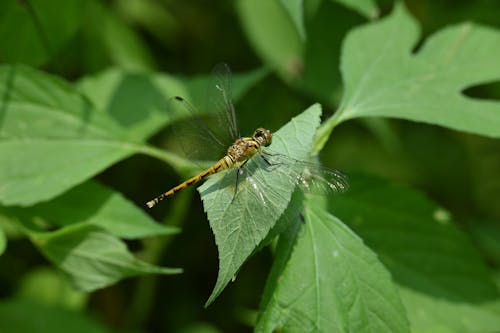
260 152 283 170
232 159 249 202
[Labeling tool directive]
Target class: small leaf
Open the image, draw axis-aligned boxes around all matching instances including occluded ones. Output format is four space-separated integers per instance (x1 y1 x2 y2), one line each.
1 180 177 239
0 0 86 66
330 175 500 331
32 224 181 292
200 104 322 305
256 197 410 333
328 3 500 139
0 298 111 333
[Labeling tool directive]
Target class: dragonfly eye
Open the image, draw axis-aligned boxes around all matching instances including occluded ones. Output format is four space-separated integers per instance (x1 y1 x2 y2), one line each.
253 128 272 147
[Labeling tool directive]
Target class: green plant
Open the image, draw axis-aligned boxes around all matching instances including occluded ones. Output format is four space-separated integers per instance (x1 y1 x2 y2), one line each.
1 1 500 332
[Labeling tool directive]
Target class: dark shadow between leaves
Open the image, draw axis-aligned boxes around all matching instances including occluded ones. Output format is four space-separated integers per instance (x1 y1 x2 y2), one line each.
0 65 15 130
1 181 113 230
462 80 500 102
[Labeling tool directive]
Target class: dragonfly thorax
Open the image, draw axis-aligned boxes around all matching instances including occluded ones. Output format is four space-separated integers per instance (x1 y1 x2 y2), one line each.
226 128 272 163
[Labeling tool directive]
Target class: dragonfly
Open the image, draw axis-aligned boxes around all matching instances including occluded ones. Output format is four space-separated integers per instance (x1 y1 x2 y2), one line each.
146 64 348 208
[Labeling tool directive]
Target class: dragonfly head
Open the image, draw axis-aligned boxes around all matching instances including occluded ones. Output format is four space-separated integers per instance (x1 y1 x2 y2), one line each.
253 128 272 147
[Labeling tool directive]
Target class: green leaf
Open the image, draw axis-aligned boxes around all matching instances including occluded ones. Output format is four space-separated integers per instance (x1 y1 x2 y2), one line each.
237 0 303 81
330 175 500 332
200 104 322 305
1 180 177 239
256 197 410 333
0 298 111 333
0 65 138 206
32 224 181 291
329 3 500 139
400 286 500 333
468 219 500 266
79 0 155 72
0 225 5 255
0 0 86 66
279 0 306 40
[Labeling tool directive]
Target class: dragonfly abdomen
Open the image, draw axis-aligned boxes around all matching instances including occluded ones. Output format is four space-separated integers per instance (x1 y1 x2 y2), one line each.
146 156 233 208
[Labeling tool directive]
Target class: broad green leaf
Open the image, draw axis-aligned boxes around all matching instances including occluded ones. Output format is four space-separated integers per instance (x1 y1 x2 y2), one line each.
330 175 500 332
1 180 177 239
0 0 86 66
200 104 322 305
0 226 5 255
31 224 181 291
0 65 138 206
256 197 409 333
318 2 500 149
0 298 111 333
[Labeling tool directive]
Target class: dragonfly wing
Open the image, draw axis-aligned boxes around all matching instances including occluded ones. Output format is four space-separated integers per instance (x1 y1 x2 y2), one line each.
260 151 349 195
167 96 227 162
205 63 240 143
167 63 240 163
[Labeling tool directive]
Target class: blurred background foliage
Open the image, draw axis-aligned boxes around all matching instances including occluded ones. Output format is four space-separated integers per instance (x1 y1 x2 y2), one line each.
1 0 500 332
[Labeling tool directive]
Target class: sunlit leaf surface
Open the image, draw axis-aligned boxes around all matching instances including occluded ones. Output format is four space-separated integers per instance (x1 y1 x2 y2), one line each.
32 224 181 291
200 104 322 305
256 196 409 333
333 3 500 137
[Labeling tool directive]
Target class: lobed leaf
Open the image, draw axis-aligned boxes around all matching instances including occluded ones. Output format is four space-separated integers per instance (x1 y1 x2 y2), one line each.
200 104 322 305
322 3 500 143
256 196 409 333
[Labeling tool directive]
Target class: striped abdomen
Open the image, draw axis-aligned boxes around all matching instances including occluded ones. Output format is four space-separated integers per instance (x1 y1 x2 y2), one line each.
146 156 233 208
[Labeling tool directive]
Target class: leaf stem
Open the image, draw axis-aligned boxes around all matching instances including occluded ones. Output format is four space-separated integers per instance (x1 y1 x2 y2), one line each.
312 111 342 155
131 143 199 174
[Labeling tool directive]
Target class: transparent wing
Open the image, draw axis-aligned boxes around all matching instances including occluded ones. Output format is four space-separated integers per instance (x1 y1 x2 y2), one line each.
166 63 240 163
167 96 228 162
205 63 240 143
260 151 349 195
